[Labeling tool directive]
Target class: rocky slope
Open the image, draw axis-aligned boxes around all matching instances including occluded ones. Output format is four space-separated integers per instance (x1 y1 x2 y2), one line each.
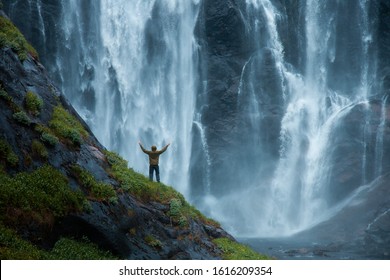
0 10 267 260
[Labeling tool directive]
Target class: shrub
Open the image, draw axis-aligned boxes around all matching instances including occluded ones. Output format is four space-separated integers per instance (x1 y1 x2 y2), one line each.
144 235 162 249
35 124 59 146
12 111 30 125
49 105 88 146
25 91 43 116
40 132 59 146
0 224 49 259
50 237 117 260
0 138 19 167
0 224 117 260
0 16 38 61
70 164 117 202
213 238 270 260
31 140 48 160
0 86 12 103
0 165 85 226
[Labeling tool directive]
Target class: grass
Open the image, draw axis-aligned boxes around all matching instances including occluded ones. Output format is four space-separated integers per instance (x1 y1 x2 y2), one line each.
12 111 30 125
31 140 48 160
213 238 271 260
0 165 85 226
25 91 43 116
0 15 38 61
35 124 59 146
0 224 117 260
104 150 220 228
0 138 19 168
70 164 117 203
49 105 88 146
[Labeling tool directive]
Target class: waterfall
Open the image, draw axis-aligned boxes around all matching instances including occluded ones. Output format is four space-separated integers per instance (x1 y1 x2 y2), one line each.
94 0 201 194
195 0 379 237
3 0 385 238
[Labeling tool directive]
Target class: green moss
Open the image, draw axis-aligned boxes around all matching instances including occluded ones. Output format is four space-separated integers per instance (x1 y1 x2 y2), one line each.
103 150 219 227
0 86 12 103
50 237 117 260
213 238 270 260
0 16 38 61
70 164 117 202
0 165 85 225
144 235 162 249
35 124 59 146
49 105 88 146
12 111 31 125
0 138 19 167
0 224 117 260
31 140 48 160
0 224 49 259
25 91 43 116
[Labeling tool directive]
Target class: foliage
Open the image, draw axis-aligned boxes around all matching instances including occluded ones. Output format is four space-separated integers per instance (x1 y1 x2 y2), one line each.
50 237 117 260
0 224 49 259
12 111 31 125
213 238 270 260
0 86 11 103
0 138 19 167
25 91 43 116
70 164 117 202
0 16 38 61
144 235 162 249
0 224 117 260
31 140 48 160
0 165 85 226
35 124 59 146
0 85 22 113
49 105 88 146
103 150 219 227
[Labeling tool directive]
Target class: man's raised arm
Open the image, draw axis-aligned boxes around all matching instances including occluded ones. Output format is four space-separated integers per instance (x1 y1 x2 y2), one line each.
158 143 170 154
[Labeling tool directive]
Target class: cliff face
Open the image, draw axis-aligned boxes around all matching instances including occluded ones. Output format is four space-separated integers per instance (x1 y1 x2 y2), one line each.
0 12 264 260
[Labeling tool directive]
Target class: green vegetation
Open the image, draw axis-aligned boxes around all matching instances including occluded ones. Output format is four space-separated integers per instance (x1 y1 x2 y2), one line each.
25 91 43 116
35 124 59 146
0 224 49 259
144 235 162 249
0 165 85 226
50 237 117 260
213 238 271 260
0 15 38 61
49 105 88 146
0 86 11 103
31 140 48 160
0 224 117 260
70 164 117 202
0 138 19 167
0 85 23 113
12 111 30 125
104 150 219 228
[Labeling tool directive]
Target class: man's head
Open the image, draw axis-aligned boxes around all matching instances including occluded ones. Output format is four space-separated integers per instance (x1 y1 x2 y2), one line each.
151 145 157 151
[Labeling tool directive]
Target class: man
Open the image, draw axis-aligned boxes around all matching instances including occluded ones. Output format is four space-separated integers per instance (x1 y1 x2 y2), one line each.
138 141 170 182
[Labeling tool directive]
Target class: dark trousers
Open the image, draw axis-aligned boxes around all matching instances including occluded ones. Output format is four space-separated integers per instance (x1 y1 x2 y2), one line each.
149 165 160 182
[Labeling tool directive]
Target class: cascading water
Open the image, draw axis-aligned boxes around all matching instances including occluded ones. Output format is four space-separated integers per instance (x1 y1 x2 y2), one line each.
3 0 387 240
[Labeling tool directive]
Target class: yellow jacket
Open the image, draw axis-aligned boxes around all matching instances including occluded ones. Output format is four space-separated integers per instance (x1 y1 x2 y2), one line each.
139 143 169 165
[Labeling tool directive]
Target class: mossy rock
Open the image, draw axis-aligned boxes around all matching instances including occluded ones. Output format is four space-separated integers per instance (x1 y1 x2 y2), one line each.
70 164 117 202
0 15 38 61
49 105 88 146
0 138 19 167
213 238 271 260
25 91 43 116
0 165 85 226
